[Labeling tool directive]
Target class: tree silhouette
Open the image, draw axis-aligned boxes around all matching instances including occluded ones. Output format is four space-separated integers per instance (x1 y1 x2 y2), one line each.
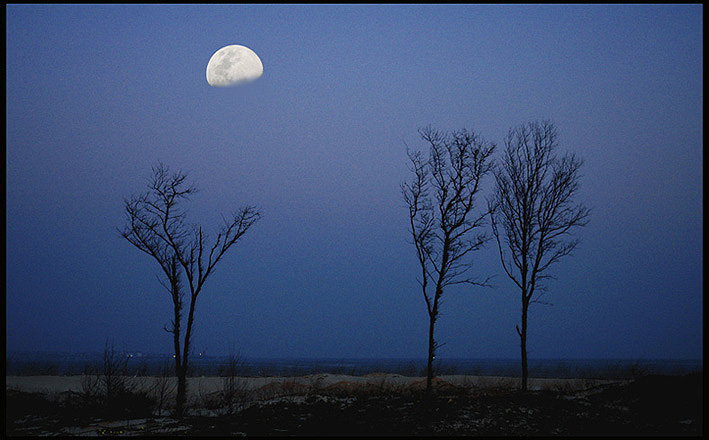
402 126 495 395
119 163 260 417
489 121 589 391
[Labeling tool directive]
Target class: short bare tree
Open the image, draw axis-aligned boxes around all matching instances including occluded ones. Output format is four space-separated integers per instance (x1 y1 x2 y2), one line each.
81 339 132 403
402 126 495 395
151 360 176 416
119 163 260 417
489 121 590 391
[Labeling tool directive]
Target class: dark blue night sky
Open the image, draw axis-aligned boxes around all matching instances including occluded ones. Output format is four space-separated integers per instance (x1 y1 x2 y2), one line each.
6 5 702 360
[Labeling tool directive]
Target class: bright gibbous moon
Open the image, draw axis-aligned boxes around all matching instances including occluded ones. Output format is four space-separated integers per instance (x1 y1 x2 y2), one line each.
206 45 263 87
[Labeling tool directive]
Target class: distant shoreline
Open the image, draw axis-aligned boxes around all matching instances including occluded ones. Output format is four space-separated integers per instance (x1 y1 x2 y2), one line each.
6 352 703 379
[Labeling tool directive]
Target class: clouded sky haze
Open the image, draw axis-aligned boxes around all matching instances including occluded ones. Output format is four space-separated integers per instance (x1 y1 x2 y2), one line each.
6 4 702 360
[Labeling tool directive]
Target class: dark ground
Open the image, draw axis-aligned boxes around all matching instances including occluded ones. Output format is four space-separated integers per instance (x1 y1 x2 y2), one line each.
6 373 702 437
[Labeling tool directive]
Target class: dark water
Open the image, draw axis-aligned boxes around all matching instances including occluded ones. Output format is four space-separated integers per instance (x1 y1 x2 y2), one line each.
5 351 702 379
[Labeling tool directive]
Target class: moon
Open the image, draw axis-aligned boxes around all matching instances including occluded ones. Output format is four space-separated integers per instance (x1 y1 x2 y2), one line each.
206 45 263 87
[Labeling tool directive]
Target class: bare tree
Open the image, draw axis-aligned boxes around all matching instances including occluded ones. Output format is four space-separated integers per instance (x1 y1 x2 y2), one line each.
80 339 132 404
151 360 176 416
119 163 260 417
401 126 495 395
489 121 590 391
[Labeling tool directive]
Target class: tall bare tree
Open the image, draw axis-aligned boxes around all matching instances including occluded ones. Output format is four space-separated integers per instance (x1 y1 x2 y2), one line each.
119 163 260 417
489 121 590 391
402 126 495 394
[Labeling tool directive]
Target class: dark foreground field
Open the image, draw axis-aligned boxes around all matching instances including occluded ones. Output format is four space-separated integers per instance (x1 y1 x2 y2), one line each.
6 373 702 437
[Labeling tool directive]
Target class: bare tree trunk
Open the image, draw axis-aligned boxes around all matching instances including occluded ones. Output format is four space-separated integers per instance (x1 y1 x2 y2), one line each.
175 365 187 418
171 294 185 418
520 300 529 391
176 297 197 416
426 314 436 395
